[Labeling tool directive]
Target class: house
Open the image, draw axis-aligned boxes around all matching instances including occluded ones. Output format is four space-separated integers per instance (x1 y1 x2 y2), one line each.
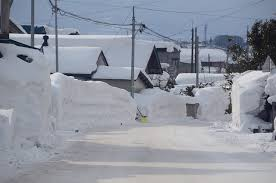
21 25 80 35
179 48 193 73
179 48 227 73
143 41 181 79
262 56 276 72
43 46 108 80
10 34 163 75
0 17 26 34
92 66 153 92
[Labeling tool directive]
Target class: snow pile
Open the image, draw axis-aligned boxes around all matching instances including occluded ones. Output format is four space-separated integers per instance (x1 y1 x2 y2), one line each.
0 43 53 148
0 109 15 151
264 73 276 104
50 73 137 130
135 88 196 122
176 73 225 85
231 71 270 131
195 87 229 120
149 71 170 89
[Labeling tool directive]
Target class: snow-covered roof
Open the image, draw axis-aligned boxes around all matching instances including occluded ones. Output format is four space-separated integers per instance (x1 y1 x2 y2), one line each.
10 34 156 70
44 25 80 35
92 66 141 80
92 66 153 86
180 48 227 64
43 46 103 74
141 40 181 52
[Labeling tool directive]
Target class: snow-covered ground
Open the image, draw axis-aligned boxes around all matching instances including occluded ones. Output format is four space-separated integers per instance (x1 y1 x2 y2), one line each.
3 119 276 183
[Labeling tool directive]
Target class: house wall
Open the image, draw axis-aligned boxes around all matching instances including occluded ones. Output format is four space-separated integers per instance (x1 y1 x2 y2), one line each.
178 62 192 73
93 78 146 93
156 48 180 79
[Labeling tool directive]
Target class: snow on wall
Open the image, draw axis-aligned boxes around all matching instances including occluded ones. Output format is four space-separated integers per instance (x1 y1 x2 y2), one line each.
195 87 229 121
176 73 225 85
135 88 196 122
231 71 269 131
0 43 52 148
0 109 15 150
50 73 137 130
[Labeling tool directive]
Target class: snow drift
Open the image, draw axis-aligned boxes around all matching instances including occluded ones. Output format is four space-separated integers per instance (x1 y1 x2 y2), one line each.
0 43 52 148
231 71 270 131
50 73 137 130
195 87 229 121
135 88 196 122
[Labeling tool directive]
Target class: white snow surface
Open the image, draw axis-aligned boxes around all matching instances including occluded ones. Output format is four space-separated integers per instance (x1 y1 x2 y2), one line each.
176 73 225 85
265 73 276 104
231 71 270 131
0 109 15 151
135 88 197 121
50 73 137 131
149 71 170 89
43 46 103 74
195 87 229 121
0 43 53 147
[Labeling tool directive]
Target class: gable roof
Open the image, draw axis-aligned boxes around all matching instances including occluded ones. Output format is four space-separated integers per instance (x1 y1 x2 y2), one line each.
43 46 105 74
92 66 153 88
10 34 161 71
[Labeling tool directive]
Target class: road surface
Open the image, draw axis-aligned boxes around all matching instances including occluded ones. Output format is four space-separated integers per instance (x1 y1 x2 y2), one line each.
5 121 276 183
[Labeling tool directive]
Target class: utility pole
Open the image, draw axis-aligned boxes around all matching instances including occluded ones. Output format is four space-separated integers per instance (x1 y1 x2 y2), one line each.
204 24 207 46
1 0 10 39
246 25 249 61
191 27 194 73
130 6 135 98
54 0 59 72
208 54 210 73
31 0 35 47
195 27 199 88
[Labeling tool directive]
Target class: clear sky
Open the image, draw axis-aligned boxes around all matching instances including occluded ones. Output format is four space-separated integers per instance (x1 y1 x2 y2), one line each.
10 0 276 41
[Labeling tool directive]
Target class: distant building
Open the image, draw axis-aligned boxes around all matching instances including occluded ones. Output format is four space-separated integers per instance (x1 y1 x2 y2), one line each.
179 48 227 73
262 56 276 72
92 66 153 92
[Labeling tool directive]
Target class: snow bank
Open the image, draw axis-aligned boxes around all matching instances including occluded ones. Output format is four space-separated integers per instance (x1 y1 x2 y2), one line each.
135 88 196 122
265 73 276 104
50 73 137 130
195 87 229 120
231 71 270 131
0 43 52 148
0 109 15 150
149 72 170 89
176 73 225 85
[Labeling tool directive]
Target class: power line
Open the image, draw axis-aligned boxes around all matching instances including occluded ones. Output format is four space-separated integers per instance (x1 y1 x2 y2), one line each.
48 0 132 27
135 0 265 20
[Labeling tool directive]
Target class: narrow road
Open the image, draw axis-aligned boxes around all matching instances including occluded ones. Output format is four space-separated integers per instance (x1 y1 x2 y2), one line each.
6 121 276 183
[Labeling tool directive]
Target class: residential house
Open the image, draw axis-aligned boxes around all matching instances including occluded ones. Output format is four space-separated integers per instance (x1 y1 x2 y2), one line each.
11 34 163 92
43 46 108 80
92 66 153 92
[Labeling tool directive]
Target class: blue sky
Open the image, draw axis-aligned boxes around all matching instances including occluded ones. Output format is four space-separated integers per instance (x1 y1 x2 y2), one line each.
11 0 276 41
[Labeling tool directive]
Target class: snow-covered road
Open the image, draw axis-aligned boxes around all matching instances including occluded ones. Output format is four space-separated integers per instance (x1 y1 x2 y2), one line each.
5 121 276 183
